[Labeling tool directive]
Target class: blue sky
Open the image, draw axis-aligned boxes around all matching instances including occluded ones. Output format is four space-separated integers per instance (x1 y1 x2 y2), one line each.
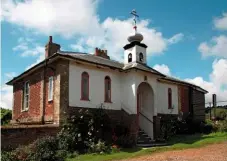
1 0 227 108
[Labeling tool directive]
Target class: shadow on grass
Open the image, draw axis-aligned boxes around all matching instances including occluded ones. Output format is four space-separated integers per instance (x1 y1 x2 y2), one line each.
167 133 216 145
120 133 226 153
119 147 142 153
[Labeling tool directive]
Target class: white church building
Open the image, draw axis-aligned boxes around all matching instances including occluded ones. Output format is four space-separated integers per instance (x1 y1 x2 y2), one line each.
7 11 207 144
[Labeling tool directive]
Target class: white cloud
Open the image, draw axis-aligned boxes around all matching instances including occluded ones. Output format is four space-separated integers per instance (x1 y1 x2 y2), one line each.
2 0 183 62
185 59 227 104
12 37 45 69
153 64 171 76
25 53 45 70
167 33 184 44
4 72 17 80
214 12 227 30
0 85 13 109
198 35 227 58
1 0 102 38
21 46 44 57
0 72 17 109
153 59 227 105
70 18 183 61
1 0 186 109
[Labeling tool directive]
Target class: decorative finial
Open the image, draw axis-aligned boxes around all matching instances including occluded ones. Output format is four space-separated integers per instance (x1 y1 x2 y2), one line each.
130 9 139 33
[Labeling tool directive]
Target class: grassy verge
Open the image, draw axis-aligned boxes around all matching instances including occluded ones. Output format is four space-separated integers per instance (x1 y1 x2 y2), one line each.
67 132 227 161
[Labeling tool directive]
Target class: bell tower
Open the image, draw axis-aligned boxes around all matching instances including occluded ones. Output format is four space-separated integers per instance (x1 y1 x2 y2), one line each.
123 9 147 65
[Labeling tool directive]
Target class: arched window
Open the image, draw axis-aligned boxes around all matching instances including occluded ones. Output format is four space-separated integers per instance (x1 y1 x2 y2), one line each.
139 53 143 62
104 76 111 102
168 88 172 109
128 53 132 63
81 72 89 100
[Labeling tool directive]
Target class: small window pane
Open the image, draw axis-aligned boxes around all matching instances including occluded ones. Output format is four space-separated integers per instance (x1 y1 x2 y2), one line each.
168 88 172 109
23 82 29 110
81 72 89 100
48 77 53 101
105 77 111 102
128 53 132 63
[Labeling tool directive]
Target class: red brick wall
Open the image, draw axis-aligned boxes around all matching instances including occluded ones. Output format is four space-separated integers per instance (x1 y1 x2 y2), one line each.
178 85 189 113
13 70 42 123
12 66 58 124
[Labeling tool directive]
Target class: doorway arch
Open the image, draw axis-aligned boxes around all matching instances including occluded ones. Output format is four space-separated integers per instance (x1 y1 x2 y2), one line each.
137 82 154 139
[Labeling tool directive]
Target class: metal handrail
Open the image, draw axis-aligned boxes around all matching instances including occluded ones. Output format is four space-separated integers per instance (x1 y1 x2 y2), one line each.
139 112 153 123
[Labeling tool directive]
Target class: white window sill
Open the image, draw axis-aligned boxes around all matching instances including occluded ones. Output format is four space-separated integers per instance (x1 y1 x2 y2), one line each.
48 99 53 102
21 109 29 112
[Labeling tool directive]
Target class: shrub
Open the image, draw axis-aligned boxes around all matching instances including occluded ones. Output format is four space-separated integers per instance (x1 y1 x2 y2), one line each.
1 108 12 125
27 136 62 161
199 121 213 134
55 150 68 161
158 115 178 141
1 151 18 161
111 145 120 153
57 107 112 153
66 151 79 159
1 136 62 161
57 109 95 153
13 145 32 161
205 119 227 132
216 120 227 132
115 135 136 148
216 110 227 120
88 140 110 154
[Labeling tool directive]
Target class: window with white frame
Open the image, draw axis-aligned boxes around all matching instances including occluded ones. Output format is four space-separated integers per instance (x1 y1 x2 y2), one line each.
23 81 30 111
48 76 54 101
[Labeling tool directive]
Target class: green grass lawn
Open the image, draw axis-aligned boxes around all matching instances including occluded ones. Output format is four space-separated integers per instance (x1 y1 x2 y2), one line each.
67 132 227 161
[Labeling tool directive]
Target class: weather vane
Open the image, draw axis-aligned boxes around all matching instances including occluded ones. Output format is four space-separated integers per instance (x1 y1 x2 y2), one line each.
130 9 139 33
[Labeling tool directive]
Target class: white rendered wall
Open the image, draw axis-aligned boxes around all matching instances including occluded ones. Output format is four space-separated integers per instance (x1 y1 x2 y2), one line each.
156 82 179 114
69 62 122 110
120 72 137 114
135 45 147 64
124 45 147 64
124 47 135 64
69 61 178 115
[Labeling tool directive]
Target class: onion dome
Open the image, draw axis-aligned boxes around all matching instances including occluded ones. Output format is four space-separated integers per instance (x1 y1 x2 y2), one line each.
127 32 144 43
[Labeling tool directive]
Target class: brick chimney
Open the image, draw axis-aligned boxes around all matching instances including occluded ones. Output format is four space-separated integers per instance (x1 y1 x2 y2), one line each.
94 47 110 59
45 36 61 58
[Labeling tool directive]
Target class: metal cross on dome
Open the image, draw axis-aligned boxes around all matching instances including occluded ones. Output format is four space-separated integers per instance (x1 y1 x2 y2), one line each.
130 9 139 33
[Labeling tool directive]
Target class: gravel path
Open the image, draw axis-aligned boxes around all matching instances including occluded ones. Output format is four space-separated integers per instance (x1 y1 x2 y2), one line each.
120 142 227 161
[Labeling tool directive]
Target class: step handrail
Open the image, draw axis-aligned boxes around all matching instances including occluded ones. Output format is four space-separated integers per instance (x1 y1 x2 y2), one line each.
139 112 153 123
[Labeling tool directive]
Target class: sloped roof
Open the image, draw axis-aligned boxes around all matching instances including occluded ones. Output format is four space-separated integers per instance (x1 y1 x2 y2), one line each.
123 62 165 76
158 76 208 93
6 51 208 93
59 51 165 76
58 51 124 69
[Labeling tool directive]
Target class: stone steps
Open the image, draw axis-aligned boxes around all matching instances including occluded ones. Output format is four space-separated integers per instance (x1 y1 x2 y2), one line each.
137 129 167 147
